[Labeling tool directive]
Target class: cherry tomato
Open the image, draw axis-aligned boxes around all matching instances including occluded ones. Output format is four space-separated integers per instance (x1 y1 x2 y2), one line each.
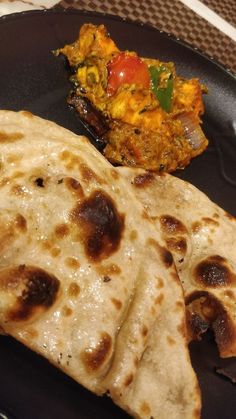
107 53 150 95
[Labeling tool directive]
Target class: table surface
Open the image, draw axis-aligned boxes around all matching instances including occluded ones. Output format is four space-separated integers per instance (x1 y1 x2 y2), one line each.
58 0 236 75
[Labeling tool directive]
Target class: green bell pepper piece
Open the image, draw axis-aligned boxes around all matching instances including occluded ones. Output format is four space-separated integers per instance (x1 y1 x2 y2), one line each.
149 65 173 113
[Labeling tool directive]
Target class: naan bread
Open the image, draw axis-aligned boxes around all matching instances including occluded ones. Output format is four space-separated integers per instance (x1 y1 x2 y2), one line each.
119 167 236 358
0 111 200 418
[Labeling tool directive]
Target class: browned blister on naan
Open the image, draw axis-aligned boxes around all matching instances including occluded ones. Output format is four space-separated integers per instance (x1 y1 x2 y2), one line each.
0 110 200 418
119 167 236 358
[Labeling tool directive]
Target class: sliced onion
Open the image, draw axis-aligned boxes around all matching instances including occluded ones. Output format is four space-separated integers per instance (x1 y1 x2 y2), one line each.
177 112 207 150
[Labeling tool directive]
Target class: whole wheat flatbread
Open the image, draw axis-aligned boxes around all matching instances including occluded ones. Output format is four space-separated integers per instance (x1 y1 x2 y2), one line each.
0 110 200 419
119 167 236 358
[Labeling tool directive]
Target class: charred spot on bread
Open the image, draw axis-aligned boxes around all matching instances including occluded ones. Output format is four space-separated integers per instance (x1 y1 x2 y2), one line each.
0 265 60 322
64 257 80 269
11 184 29 197
97 263 121 276
0 131 24 142
202 217 219 227
81 332 112 372
68 282 80 297
156 278 164 289
70 190 124 261
167 335 176 346
213 311 236 357
34 177 45 187
160 247 174 268
64 177 84 198
155 293 164 305
160 215 187 235
224 212 236 221
79 163 104 184
103 275 111 282
124 373 134 387
141 325 148 337
54 223 70 239
148 238 174 268
111 297 122 310
0 177 10 188
0 212 28 253
191 221 202 233
132 172 155 188
62 305 73 317
186 292 236 355
187 312 209 340
15 214 27 232
165 237 187 255
194 256 236 287
140 401 151 416
177 318 187 337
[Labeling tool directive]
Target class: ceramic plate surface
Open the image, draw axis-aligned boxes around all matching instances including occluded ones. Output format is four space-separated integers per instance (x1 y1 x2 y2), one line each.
0 9 235 419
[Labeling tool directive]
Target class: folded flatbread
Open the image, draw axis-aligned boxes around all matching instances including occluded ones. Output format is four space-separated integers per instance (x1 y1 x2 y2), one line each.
0 111 200 418
119 167 236 358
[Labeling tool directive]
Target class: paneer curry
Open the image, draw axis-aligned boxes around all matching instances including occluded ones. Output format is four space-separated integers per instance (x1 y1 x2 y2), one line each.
58 23 208 172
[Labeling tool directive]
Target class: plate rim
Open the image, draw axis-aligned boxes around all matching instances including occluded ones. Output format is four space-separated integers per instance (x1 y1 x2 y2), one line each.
0 7 235 80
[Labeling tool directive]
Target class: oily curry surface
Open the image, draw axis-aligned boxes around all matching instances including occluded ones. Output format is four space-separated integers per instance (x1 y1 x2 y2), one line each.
58 23 208 172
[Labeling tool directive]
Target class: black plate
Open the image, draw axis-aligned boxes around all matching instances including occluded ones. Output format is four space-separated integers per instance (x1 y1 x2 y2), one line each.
0 9 235 419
